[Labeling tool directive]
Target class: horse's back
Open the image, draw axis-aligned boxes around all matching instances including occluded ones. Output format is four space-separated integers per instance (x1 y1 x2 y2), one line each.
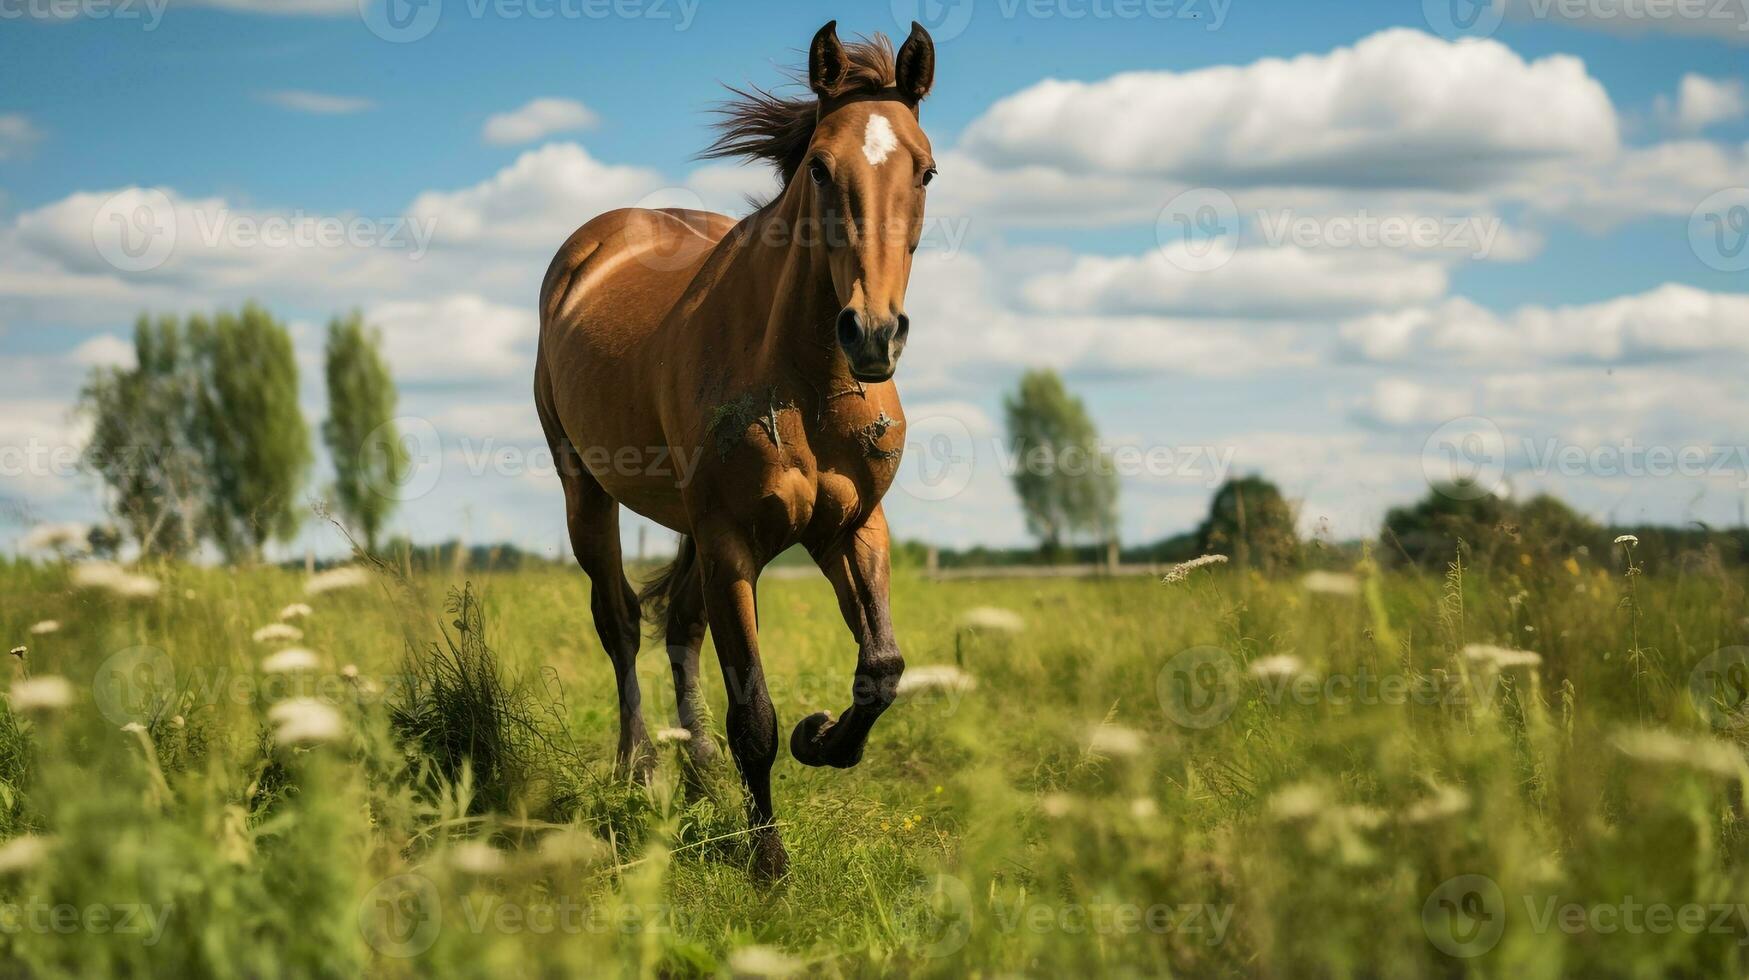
539 207 734 340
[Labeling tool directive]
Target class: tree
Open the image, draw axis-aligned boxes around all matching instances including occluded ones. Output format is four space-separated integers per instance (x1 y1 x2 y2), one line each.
1382 482 1601 570
322 312 405 552
78 315 207 558
189 303 312 562
1195 476 1300 572
1002 369 1119 554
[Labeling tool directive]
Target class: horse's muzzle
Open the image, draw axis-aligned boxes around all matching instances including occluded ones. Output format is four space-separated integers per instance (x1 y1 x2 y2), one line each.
836 308 909 382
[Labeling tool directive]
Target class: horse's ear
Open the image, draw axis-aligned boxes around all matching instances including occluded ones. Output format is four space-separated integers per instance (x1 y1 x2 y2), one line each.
894 21 935 104
808 21 847 97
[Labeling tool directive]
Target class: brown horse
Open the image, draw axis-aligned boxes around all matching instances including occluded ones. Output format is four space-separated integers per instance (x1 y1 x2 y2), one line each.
533 21 936 880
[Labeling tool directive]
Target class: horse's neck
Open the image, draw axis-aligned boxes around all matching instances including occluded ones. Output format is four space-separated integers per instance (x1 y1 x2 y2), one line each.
727 187 847 388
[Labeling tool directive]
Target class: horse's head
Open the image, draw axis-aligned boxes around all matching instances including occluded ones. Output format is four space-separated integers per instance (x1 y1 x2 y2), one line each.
803 21 935 383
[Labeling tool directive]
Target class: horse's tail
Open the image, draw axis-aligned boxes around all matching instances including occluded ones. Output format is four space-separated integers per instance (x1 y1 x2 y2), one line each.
638 535 698 634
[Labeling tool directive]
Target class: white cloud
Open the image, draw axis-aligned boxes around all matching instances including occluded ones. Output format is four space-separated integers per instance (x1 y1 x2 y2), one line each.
1353 378 1476 428
958 29 1618 191
482 98 598 146
367 294 535 381
258 90 376 115
0 114 42 161
1022 245 1449 319
69 334 135 369
1656 74 1746 133
407 143 665 250
1340 284 1749 364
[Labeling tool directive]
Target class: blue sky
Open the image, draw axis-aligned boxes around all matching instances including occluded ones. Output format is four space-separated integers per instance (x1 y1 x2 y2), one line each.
4 0 1749 560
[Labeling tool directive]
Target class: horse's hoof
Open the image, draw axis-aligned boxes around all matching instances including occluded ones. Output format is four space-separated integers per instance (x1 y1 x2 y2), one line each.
750 829 789 885
790 711 862 769
789 711 835 767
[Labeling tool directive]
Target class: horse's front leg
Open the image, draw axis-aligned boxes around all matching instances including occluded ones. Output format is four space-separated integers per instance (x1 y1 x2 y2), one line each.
694 526 788 881
791 507 905 769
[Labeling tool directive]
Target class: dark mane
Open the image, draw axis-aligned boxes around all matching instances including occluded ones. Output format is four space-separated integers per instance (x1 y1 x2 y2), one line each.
700 34 897 188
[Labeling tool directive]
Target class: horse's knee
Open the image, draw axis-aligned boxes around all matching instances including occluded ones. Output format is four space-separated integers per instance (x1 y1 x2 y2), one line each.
853 643 905 708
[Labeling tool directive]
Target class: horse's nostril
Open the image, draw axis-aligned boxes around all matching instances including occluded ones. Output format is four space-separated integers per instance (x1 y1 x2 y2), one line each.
894 314 910 344
836 308 862 348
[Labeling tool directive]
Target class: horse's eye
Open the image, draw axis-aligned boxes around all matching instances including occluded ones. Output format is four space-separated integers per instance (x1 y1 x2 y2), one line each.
808 160 830 186
920 167 937 188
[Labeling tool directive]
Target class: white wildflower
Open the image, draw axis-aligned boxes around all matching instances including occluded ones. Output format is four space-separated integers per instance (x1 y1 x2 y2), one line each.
1039 793 1073 818
9 676 73 714
0 835 51 875
1268 782 1330 822
1249 654 1305 680
120 721 147 735
20 523 89 555
8 647 22 660
277 602 313 622
958 606 1024 634
252 623 304 644
536 829 605 866
1130 797 1159 819
71 562 160 599
448 841 506 876
303 566 370 596
654 727 692 743
1613 534 1639 546
1162 554 1227 584
1300 571 1360 597
1402 784 1471 824
27 621 59 636
267 698 344 746
260 647 321 674
1087 723 1145 758
1462 644 1542 670
1613 727 1743 778
895 664 977 697
340 664 359 680
728 944 801 978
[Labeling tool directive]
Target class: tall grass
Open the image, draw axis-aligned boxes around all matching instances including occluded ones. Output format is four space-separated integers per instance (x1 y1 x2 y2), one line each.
0 549 1744 976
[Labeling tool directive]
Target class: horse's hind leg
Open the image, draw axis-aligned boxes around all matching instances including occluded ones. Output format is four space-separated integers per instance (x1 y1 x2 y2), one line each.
658 539 720 770
541 415 653 780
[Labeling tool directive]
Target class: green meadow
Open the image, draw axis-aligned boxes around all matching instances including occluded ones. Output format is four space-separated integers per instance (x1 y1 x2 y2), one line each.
0 549 1746 977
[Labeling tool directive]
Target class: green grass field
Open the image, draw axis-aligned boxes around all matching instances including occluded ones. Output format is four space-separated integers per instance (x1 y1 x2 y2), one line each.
1 550 1746 977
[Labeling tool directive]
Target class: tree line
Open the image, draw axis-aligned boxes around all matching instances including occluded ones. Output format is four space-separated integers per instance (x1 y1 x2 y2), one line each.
79 304 405 562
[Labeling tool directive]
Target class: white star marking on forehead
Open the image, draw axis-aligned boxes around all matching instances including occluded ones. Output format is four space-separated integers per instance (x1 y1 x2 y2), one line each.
861 113 898 167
